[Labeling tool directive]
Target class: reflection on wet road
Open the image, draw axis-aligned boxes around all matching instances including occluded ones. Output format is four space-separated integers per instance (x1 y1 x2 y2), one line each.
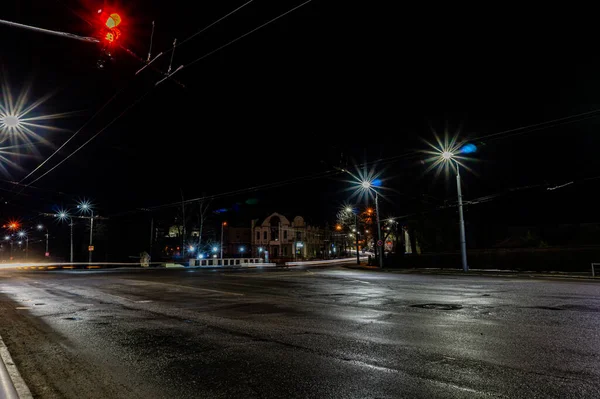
1 267 599 398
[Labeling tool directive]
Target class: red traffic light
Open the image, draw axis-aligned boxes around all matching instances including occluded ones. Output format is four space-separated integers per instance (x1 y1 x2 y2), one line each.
105 13 121 29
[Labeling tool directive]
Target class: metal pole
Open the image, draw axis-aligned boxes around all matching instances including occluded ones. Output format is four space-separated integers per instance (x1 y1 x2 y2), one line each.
25 237 28 261
0 18 100 43
355 213 360 265
375 192 383 268
45 229 49 255
150 216 154 256
220 223 224 263
88 211 94 264
456 164 469 272
70 218 73 263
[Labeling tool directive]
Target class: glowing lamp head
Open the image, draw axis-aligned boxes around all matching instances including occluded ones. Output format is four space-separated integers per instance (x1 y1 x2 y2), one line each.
18 231 25 237
212 246 218 252
441 151 454 160
105 13 121 29
37 224 43 230
361 181 371 189
460 143 477 154
2 115 20 128
58 212 67 219
4 236 9 241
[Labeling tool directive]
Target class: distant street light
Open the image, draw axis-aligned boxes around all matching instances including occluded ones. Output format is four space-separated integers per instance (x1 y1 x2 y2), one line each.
343 206 360 265
77 201 94 264
57 211 73 263
37 224 49 256
220 222 227 261
359 179 384 268
18 231 28 260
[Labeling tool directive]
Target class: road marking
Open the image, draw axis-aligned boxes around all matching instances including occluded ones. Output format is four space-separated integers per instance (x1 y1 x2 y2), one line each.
135 300 153 303
345 279 371 285
15 307 31 310
224 271 315 278
127 280 244 296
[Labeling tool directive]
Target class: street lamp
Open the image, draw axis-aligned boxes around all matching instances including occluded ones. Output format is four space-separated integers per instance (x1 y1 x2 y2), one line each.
344 206 360 265
423 139 476 272
37 224 49 256
77 201 94 264
360 179 384 268
438 150 468 272
220 222 227 262
4 235 12 260
57 211 73 263
18 231 28 260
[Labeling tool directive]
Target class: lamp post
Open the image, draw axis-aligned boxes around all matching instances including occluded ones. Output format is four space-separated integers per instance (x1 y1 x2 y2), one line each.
4 236 12 261
37 224 49 256
346 207 360 265
57 212 73 263
78 202 94 264
18 231 28 261
441 151 468 272
220 221 227 261
360 181 383 268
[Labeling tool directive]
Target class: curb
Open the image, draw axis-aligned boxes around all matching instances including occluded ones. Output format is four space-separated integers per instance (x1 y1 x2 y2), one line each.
341 265 600 280
0 334 32 399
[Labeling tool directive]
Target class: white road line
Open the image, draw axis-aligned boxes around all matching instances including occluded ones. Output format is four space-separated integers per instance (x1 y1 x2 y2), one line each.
0 334 33 399
127 280 244 296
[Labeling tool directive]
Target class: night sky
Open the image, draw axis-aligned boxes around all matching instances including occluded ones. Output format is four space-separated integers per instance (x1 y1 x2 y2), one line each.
2 1 600 258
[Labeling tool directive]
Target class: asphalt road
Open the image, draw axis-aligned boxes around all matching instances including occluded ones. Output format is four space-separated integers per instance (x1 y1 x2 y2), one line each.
0 266 599 398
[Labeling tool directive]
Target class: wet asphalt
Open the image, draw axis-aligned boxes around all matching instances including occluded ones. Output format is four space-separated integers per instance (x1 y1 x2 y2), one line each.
0 266 599 398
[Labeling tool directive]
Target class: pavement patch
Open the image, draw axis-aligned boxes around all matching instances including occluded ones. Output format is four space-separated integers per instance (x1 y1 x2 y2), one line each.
411 303 463 311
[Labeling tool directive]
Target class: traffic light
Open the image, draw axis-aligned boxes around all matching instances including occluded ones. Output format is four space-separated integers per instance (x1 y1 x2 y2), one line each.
96 9 123 69
98 10 122 44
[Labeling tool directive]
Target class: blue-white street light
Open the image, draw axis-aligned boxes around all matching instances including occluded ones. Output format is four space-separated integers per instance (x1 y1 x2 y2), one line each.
56 211 73 263
424 139 477 272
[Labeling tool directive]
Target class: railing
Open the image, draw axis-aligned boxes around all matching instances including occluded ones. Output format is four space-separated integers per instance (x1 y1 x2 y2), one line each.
285 257 368 266
189 258 275 267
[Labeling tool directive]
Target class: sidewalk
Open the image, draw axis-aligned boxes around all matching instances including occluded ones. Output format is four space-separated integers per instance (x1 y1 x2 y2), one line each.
342 264 599 280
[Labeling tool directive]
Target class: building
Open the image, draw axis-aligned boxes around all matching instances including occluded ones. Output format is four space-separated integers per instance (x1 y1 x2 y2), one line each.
251 212 324 259
224 226 251 257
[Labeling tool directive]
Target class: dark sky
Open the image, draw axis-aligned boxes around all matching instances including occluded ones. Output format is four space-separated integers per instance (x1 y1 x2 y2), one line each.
2 0 600 232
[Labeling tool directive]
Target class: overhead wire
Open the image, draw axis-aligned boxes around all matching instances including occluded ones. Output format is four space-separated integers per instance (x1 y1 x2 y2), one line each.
19 89 125 184
25 88 155 186
157 0 313 84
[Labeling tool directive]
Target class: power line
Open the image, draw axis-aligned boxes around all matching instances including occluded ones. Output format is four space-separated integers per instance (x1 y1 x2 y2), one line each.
110 168 342 217
158 0 313 85
19 89 125 184
136 0 254 82
25 88 154 186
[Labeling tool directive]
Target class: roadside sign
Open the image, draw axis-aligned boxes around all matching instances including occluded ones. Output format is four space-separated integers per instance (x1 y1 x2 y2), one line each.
377 240 383 246
88 245 95 251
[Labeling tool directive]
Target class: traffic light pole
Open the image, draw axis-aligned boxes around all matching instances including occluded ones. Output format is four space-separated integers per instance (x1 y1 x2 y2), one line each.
0 19 99 43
